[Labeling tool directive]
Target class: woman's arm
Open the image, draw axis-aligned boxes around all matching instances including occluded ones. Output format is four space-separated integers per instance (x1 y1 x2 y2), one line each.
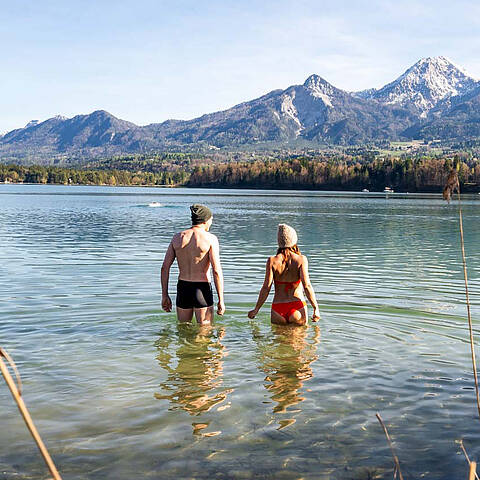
300 255 321 321
248 258 274 319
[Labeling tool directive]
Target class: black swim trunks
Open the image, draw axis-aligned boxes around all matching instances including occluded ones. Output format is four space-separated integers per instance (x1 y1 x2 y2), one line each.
176 279 214 309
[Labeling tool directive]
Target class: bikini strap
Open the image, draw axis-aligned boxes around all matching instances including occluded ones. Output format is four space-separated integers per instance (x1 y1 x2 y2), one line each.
275 278 301 293
275 279 301 285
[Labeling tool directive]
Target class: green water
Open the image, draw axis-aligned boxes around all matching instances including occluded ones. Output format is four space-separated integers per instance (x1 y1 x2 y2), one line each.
1 184 480 479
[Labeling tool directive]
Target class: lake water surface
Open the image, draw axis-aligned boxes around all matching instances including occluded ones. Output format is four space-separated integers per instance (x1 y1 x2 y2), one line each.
1 184 480 479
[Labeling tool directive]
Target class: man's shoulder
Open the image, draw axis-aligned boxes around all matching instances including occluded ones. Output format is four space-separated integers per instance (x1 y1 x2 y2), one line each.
171 230 189 247
205 231 219 245
176 227 197 237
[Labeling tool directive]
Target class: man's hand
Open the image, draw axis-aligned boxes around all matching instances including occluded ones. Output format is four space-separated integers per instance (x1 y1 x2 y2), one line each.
247 308 258 319
217 301 225 316
312 307 321 322
162 295 172 312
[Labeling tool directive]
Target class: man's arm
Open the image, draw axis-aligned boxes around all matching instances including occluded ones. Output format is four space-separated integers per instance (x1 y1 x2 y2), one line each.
209 235 225 315
161 241 176 312
248 257 274 319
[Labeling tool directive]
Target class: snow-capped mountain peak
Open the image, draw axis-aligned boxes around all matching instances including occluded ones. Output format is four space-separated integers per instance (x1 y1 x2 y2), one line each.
303 74 336 107
367 56 479 116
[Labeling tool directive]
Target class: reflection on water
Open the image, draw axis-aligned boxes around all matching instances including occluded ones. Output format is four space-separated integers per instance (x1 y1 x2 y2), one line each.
2 185 480 479
154 324 233 436
251 323 321 429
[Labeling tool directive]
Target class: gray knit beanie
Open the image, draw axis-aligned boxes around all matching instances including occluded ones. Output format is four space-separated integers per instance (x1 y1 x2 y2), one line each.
277 224 298 248
190 204 212 225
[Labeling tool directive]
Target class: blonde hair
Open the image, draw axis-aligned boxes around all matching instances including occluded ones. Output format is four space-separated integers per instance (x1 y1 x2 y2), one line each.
276 244 300 270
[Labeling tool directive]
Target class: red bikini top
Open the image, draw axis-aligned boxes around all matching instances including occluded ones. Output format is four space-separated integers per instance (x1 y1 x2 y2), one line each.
274 278 301 293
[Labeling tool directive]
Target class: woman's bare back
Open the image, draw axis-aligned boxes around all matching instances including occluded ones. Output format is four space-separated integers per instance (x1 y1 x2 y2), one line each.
271 252 305 303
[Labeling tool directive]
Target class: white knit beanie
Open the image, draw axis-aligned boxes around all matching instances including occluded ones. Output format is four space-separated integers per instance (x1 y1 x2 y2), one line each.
277 224 298 248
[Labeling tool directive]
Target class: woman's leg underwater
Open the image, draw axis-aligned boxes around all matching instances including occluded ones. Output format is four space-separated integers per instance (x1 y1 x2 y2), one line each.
271 309 288 325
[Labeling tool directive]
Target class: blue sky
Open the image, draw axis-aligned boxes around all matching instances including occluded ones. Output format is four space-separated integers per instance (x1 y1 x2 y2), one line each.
1 0 480 132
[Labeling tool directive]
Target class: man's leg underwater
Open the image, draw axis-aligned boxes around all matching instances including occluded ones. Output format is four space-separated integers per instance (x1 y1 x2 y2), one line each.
177 307 194 323
194 306 214 325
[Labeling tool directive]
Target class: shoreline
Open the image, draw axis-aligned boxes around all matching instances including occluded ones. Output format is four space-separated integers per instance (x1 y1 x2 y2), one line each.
1 181 478 197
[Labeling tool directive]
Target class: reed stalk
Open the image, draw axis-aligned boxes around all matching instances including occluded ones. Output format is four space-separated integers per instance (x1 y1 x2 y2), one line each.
457 192 480 419
0 348 62 480
460 440 480 480
470 462 477 480
444 168 480 418
376 413 404 480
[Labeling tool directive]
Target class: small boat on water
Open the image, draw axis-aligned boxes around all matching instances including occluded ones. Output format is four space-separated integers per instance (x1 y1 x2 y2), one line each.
383 187 394 193
148 202 163 207
362 189 369 192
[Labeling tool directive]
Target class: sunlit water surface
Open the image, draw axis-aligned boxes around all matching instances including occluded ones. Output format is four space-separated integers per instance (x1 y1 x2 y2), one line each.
1 184 480 479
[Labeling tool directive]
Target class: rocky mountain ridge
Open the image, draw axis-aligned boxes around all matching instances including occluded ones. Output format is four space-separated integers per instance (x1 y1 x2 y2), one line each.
1 56 479 159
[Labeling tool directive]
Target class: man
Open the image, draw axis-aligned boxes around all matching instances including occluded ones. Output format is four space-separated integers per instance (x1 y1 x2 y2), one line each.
161 204 225 325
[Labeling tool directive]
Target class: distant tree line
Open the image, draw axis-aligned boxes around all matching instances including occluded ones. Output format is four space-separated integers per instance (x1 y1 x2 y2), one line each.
2 156 480 192
84 152 202 173
188 156 480 192
0 164 188 186
84 151 274 172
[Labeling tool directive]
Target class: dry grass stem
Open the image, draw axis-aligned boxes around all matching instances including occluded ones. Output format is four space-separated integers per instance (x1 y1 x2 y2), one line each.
443 169 480 418
443 169 460 203
460 440 480 480
376 413 404 480
458 202 480 419
470 462 477 480
0 348 62 480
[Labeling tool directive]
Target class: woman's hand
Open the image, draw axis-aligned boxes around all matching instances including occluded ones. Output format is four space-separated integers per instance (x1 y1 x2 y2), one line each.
248 308 258 319
311 307 321 322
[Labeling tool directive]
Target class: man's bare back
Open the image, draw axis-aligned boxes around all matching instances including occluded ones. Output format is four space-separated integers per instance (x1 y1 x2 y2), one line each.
161 204 225 325
172 227 217 282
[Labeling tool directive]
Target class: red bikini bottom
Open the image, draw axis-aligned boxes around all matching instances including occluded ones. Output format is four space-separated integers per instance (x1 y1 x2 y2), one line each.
271 300 306 321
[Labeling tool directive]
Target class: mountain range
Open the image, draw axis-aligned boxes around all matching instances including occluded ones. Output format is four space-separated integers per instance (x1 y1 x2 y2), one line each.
2 56 480 159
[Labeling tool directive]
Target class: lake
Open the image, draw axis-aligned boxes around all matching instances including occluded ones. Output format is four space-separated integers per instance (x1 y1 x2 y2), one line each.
1 184 480 479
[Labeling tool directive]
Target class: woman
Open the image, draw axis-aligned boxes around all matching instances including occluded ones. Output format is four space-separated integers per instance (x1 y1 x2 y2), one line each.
248 224 321 325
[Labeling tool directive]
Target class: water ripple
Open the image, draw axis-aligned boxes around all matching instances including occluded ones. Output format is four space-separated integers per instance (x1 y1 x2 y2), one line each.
1 185 480 479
